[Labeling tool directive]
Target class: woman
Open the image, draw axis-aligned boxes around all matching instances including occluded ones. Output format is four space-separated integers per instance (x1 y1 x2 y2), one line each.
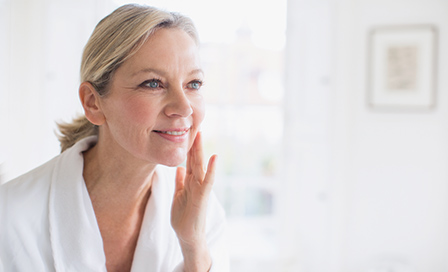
0 4 228 272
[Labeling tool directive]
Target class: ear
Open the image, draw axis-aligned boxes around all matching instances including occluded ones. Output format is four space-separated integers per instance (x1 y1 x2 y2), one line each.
79 82 106 126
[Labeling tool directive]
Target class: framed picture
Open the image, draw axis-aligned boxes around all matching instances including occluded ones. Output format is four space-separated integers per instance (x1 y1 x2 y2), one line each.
367 25 438 110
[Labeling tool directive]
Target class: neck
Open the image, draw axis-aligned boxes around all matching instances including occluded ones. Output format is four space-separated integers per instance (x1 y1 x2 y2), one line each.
82 137 157 272
82 137 157 212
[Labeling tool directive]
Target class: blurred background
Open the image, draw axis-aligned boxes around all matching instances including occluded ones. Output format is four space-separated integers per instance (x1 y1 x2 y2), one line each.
1 0 448 271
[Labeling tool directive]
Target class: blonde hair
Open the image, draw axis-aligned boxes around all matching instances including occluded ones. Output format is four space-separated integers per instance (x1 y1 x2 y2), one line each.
57 4 199 152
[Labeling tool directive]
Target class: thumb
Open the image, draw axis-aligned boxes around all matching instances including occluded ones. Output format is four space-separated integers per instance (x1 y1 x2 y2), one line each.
174 166 186 196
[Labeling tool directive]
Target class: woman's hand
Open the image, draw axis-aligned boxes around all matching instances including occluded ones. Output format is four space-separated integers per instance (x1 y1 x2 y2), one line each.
171 132 217 271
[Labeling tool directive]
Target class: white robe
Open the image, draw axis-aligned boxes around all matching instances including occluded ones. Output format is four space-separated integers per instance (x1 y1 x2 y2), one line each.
0 136 229 272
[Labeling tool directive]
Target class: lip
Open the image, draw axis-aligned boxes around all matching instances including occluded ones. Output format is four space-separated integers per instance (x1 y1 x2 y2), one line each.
153 127 190 143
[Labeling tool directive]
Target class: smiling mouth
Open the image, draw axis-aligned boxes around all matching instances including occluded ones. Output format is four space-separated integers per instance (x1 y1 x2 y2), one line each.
153 129 189 136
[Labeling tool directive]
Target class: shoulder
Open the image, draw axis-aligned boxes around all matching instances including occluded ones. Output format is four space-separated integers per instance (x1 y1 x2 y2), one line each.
0 155 59 207
0 156 61 241
0 135 97 205
0 156 59 265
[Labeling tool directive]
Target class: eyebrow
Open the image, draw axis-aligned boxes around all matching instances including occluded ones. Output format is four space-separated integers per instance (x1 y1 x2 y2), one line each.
131 68 204 78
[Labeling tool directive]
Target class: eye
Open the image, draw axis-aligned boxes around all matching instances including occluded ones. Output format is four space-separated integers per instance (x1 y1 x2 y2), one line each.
141 79 163 89
187 80 203 90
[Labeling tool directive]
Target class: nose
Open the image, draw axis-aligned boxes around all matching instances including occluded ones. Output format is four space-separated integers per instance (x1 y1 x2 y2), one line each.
164 86 194 118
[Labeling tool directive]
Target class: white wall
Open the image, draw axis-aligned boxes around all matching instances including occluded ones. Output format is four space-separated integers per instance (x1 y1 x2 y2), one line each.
281 0 333 271
283 0 448 271
335 0 448 271
0 0 11 183
0 0 115 183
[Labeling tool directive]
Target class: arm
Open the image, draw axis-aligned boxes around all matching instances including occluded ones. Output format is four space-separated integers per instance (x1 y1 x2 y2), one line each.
171 132 217 272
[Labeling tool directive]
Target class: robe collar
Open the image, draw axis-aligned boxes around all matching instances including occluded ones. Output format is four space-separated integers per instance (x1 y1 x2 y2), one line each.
48 136 107 271
48 136 180 271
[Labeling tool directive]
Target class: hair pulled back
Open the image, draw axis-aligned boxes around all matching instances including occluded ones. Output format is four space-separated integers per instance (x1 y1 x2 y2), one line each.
57 4 199 152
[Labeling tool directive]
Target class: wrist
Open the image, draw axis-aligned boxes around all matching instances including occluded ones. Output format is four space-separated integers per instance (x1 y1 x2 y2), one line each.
180 240 211 272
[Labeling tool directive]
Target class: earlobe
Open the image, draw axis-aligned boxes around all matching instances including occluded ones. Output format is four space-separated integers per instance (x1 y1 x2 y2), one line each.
79 82 105 126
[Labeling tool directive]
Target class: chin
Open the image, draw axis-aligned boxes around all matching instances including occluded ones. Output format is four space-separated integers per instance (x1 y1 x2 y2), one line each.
157 154 187 168
160 161 184 167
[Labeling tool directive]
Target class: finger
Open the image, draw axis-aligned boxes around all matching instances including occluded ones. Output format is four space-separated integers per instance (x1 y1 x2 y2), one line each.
203 154 218 193
186 132 199 174
191 131 206 180
186 145 193 175
186 131 200 175
174 166 186 195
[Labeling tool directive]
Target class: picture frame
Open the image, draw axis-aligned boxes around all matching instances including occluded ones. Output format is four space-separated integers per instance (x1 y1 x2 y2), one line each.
367 25 438 110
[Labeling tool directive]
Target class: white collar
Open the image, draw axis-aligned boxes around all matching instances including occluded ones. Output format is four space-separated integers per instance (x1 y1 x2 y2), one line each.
48 136 179 271
49 136 106 271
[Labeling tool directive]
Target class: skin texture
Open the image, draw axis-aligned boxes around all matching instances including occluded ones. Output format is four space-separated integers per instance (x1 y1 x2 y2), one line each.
80 28 215 272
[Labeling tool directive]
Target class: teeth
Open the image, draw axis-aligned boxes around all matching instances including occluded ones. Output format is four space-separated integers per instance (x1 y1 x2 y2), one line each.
161 130 187 136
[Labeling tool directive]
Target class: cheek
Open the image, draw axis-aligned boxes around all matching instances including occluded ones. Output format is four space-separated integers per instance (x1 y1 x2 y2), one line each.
122 96 159 124
191 95 206 126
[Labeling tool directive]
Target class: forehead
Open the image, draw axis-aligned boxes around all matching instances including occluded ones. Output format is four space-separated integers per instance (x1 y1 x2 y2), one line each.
121 28 200 75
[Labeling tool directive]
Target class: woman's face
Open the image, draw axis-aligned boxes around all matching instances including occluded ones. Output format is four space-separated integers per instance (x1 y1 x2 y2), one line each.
97 28 205 167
